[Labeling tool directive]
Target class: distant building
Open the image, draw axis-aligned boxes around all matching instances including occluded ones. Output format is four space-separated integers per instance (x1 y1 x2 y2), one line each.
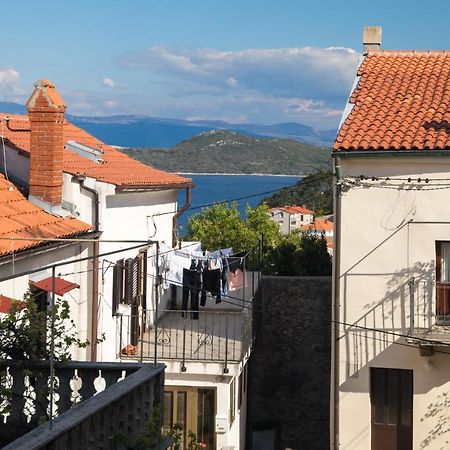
269 205 314 234
301 217 334 254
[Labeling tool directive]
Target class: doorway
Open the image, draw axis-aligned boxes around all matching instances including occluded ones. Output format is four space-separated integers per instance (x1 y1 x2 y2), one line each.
164 386 216 450
370 368 413 450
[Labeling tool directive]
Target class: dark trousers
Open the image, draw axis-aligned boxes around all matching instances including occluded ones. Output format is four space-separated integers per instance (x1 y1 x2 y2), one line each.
200 268 222 305
182 268 201 319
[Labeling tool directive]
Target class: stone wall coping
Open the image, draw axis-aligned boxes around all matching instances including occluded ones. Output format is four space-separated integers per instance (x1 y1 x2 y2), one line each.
3 362 165 450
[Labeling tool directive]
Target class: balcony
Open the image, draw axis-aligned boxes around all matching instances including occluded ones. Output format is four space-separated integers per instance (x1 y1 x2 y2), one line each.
0 360 167 449
409 278 450 344
119 271 260 370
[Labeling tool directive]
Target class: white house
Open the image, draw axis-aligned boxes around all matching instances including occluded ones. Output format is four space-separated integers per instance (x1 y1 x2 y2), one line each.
269 205 314 234
0 79 251 450
332 27 450 450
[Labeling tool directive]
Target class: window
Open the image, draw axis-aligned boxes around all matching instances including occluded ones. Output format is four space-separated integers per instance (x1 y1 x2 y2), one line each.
436 242 450 317
291 220 297 225
112 251 147 316
301 214 304 221
112 250 147 346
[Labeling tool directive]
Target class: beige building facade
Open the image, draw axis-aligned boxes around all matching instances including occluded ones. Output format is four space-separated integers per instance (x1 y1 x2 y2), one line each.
332 28 450 450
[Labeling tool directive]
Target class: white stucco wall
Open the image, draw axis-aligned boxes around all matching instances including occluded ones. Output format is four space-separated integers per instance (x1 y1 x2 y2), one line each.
62 174 179 361
337 154 450 449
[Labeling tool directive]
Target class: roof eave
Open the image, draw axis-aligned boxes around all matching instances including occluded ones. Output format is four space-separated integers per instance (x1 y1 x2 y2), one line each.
116 182 195 192
0 230 100 267
332 149 450 157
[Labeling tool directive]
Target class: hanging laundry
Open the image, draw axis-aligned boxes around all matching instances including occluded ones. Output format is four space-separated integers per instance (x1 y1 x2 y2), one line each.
200 267 222 305
227 252 248 291
182 267 201 320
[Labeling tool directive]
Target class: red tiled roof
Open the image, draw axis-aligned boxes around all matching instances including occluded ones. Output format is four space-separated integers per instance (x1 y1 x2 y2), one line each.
334 51 450 151
31 276 79 296
0 174 92 256
302 219 334 232
0 114 191 187
270 206 315 215
0 294 26 313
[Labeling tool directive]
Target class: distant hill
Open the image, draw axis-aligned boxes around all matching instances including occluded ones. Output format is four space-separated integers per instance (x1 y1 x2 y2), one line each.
122 130 331 175
0 102 336 148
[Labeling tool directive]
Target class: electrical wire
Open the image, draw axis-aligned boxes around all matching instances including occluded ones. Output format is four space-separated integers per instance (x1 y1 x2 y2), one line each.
149 172 330 218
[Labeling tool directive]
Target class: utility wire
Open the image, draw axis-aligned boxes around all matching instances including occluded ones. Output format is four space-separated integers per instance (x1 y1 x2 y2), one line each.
150 173 330 218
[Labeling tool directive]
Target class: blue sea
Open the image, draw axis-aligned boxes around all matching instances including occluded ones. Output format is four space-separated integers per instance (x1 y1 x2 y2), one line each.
177 174 300 233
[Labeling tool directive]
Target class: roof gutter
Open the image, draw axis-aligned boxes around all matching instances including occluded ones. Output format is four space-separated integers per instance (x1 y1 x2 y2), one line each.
172 187 192 247
0 231 100 267
72 174 100 362
331 156 342 450
332 149 450 158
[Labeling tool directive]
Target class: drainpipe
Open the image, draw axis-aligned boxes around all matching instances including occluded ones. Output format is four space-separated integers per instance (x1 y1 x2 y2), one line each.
172 187 192 247
73 174 100 362
331 156 342 450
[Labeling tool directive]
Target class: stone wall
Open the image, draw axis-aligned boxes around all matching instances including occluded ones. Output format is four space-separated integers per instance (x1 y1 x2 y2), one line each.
247 276 331 450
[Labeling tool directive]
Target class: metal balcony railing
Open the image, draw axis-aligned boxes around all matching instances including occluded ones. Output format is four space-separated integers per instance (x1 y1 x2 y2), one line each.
120 307 253 369
408 278 450 341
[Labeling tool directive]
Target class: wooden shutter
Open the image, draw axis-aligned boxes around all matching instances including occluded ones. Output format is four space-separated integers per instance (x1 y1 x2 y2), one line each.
112 258 124 316
138 250 148 310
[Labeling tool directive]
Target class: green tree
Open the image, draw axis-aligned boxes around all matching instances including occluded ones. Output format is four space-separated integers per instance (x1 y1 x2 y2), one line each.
265 231 332 276
0 288 102 421
186 202 282 268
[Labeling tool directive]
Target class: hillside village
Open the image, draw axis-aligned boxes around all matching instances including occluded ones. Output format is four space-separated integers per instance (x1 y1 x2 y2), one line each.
1 22 450 450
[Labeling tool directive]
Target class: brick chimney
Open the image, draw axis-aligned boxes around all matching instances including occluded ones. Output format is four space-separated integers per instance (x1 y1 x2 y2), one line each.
363 26 382 53
26 80 66 207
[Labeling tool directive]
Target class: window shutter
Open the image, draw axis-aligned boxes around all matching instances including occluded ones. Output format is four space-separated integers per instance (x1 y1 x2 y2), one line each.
112 258 124 316
138 250 148 310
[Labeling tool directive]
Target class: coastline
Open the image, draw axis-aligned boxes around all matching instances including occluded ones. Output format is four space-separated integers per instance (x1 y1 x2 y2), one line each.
176 172 303 177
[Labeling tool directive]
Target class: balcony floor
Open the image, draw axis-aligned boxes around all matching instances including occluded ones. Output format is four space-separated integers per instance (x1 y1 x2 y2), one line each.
134 310 250 363
409 325 450 344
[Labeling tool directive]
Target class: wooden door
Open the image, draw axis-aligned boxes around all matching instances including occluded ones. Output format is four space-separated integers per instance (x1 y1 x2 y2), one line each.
371 368 412 450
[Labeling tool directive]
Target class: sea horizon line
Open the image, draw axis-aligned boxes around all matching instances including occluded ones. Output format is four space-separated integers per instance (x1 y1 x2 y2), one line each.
176 172 304 177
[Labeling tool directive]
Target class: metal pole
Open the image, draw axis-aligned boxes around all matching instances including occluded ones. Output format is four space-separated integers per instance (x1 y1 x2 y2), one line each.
49 266 56 430
223 315 229 374
242 257 246 308
154 242 160 364
181 317 187 372
409 277 415 335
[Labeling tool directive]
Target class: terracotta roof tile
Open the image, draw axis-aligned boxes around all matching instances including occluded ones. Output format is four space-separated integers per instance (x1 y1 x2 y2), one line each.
0 174 92 256
270 205 315 215
0 114 190 187
335 51 450 151
0 294 26 313
302 219 334 232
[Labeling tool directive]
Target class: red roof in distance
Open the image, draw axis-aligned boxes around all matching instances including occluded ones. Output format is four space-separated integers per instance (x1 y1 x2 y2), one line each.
270 205 315 215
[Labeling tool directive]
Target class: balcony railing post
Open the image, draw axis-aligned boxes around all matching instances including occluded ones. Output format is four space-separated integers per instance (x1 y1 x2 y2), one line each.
223 315 229 374
181 316 187 372
154 242 160 364
408 277 415 335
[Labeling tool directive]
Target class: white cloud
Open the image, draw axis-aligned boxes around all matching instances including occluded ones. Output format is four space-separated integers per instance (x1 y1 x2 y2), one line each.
105 100 119 109
117 45 360 127
119 46 359 101
0 67 19 86
102 77 115 88
226 77 238 87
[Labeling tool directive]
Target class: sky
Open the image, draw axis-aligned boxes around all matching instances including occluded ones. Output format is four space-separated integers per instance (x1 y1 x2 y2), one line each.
1 0 450 130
